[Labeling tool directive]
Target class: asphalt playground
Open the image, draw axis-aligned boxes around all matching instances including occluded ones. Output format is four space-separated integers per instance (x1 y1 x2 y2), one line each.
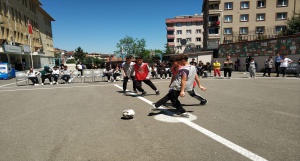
0 72 299 161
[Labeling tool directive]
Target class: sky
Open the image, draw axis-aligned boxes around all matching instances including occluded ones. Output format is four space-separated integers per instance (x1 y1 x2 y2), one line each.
39 0 203 54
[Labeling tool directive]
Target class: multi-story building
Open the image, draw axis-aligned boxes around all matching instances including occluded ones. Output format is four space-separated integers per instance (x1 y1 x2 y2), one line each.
203 0 299 49
166 14 204 54
0 0 54 70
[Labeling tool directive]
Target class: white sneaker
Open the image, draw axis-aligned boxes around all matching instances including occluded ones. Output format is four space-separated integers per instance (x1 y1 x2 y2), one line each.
150 103 158 111
108 80 110 82
50 82 53 85
174 112 189 117
53 81 56 84
160 78 162 79
113 80 116 82
34 84 39 86
41 83 44 86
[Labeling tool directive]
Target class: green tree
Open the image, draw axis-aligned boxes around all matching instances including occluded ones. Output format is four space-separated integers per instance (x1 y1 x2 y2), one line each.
74 47 87 62
164 43 177 55
115 35 146 58
281 12 300 35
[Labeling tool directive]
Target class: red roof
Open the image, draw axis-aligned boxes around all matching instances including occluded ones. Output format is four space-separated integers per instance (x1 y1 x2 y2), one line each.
166 17 203 23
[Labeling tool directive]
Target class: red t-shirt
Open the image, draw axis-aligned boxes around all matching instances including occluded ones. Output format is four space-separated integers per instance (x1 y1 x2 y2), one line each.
134 63 149 81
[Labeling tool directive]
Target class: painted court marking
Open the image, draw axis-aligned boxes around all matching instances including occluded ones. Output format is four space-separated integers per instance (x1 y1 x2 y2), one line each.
114 84 268 161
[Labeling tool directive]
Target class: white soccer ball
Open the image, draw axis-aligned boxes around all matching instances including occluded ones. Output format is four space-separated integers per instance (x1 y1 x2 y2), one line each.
122 109 135 119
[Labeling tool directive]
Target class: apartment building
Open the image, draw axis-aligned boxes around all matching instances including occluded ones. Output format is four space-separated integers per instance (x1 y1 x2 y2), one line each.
203 0 299 48
166 14 204 54
0 0 54 69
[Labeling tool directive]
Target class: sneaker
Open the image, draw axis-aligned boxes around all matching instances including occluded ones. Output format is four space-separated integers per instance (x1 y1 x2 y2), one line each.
41 83 44 86
155 90 160 95
133 90 138 93
150 103 158 111
174 112 189 117
34 84 39 86
160 78 162 79
113 80 116 82
141 91 147 96
68 78 73 83
50 82 53 85
199 99 208 106
108 80 110 82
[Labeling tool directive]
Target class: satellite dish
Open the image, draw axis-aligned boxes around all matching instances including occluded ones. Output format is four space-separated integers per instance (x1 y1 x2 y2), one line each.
181 39 187 45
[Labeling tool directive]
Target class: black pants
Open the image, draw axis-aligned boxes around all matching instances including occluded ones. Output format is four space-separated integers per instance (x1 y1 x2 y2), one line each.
135 79 157 93
224 68 232 77
187 89 205 102
123 76 136 92
113 73 121 80
41 75 52 83
61 75 70 82
275 62 281 76
52 74 60 82
263 68 271 76
28 77 39 84
78 69 83 76
281 67 287 77
154 90 185 113
246 64 249 72
159 73 167 79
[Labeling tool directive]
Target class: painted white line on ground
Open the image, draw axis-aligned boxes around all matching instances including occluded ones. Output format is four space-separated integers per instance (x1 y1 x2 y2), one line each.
0 84 112 93
114 84 268 161
0 80 26 87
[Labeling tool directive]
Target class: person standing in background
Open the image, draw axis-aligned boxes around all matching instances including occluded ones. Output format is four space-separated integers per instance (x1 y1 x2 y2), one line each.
263 56 273 77
213 60 221 77
280 55 293 77
275 54 282 77
223 56 233 79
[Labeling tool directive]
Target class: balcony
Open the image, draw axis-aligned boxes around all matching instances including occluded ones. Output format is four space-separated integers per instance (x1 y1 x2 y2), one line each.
167 42 175 46
167 34 175 39
167 27 175 31
208 21 220 26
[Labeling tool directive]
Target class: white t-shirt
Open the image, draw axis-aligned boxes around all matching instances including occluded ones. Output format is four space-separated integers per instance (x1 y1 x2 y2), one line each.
280 58 292 67
77 64 83 70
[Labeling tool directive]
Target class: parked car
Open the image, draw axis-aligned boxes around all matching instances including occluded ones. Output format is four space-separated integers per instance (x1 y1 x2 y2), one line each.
286 63 298 75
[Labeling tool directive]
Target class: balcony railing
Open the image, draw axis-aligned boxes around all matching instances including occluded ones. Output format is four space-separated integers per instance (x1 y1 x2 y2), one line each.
167 34 175 38
167 42 175 46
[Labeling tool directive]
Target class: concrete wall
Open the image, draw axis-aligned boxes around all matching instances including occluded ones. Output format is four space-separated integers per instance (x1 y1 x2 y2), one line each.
217 35 300 72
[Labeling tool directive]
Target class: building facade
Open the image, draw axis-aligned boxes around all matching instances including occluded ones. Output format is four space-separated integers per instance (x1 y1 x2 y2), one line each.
166 14 204 54
204 0 299 49
0 0 54 70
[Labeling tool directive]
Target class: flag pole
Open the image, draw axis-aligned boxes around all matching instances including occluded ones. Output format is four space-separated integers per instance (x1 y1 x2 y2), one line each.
29 34 33 68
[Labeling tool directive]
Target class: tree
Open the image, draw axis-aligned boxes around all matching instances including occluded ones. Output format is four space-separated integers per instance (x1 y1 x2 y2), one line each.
74 47 87 62
164 43 177 55
115 35 146 58
281 12 300 36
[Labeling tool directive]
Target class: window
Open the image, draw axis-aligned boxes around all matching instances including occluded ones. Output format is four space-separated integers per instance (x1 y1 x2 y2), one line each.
241 1 249 9
240 27 248 34
224 28 232 35
186 38 192 42
196 29 202 34
186 30 191 34
208 28 219 34
209 15 219 22
256 26 265 33
186 22 192 26
275 26 286 33
176 23 182 27
177 38 182 43
276 12 287 20
224 15 233 22
177 30 182 35
196 45 201 49
225 2 233 10
196 38 202 42
240 14 249 22
256 13 265 21
277 0 288 7
257 0 266 8
196 22 202 26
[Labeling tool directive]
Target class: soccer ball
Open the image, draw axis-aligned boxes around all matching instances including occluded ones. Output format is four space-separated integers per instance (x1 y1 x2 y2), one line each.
122 109 135 119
